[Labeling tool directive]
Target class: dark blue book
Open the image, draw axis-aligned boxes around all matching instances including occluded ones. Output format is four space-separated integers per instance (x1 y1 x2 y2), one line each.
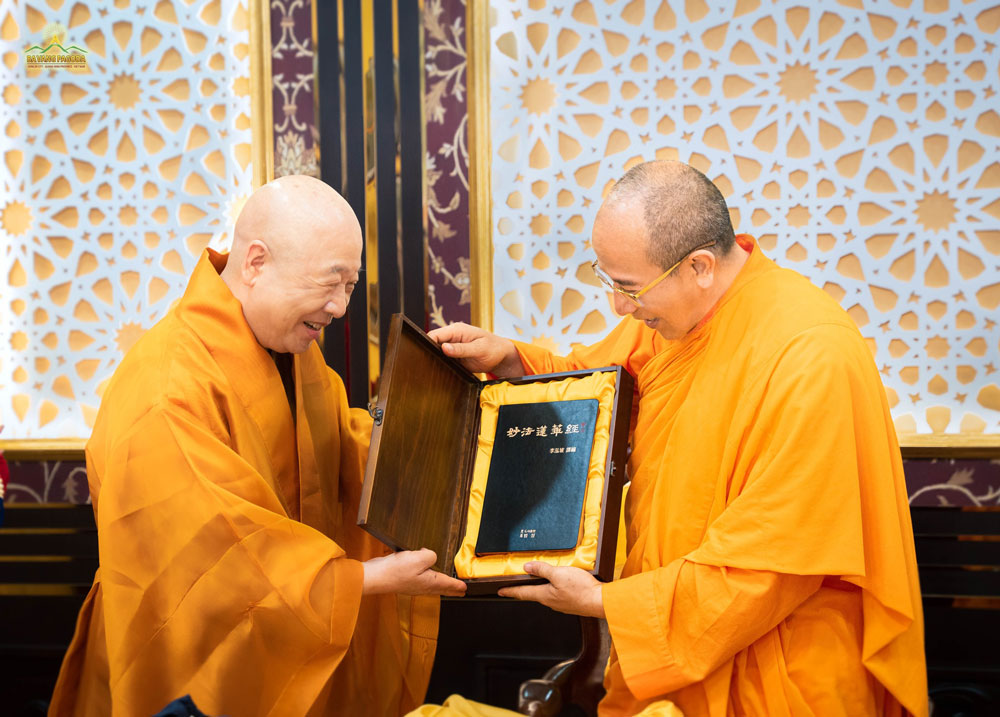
475 399 599 554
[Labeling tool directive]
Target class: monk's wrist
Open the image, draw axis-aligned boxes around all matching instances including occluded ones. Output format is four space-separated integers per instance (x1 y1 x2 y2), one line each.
361 556 390 595
496 341 526 378
590 583 607 619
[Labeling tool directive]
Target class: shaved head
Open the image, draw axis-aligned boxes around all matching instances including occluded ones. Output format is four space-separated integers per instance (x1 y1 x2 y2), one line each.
221 175 363 353
590 160 749 340
603 160 735 271
229 174 359 269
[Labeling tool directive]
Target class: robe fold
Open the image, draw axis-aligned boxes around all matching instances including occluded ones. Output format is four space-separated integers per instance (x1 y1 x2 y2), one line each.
515 236 927 716
50 250 438 716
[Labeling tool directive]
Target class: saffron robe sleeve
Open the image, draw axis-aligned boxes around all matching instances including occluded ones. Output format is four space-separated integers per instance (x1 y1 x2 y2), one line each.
517 320 924 715
601 325 926 716
50 402 368 717
514 316 665 379
318 368 441 716
49 250 437 717
51 375 435 717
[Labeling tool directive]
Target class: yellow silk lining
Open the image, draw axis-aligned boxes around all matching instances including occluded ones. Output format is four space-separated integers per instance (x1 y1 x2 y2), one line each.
453 371 617 579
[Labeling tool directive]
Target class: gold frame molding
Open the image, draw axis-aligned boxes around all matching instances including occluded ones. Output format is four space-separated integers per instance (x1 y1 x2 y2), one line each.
1 440 86 461
466 0 493 332
899 436 1000 459
250 0 275 189
0 0 273 460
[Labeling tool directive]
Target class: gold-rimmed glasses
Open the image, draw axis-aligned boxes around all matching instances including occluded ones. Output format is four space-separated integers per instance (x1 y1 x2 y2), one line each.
590 240 717 307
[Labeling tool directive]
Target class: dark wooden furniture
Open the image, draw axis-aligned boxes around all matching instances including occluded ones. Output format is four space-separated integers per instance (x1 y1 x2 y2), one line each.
6 503 997 717
360 314 634 595
517 617 610 717
425 596 585 714
508 506 1000 717
915 506 1000 716
0 503 97 716
0 503 587 717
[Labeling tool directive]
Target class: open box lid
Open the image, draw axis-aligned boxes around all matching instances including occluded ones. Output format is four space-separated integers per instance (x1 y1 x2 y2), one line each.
358 314 482 574
359 314 635 587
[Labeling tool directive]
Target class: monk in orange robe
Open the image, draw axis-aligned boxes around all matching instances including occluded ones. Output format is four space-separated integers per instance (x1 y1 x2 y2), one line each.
427 161 927 716
50 176 466 716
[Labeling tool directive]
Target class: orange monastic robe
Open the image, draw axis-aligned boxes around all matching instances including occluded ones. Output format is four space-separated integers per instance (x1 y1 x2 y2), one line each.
50 251 438 716
516 237 927 716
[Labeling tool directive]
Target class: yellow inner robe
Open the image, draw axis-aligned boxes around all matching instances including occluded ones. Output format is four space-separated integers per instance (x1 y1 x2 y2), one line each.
514 236 927 716
50 250 438 716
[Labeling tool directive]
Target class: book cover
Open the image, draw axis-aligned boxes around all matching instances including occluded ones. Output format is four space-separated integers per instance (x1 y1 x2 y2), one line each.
475 398 599 554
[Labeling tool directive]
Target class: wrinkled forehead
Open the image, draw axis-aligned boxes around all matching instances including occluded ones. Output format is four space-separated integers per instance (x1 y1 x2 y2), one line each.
284 235 363 279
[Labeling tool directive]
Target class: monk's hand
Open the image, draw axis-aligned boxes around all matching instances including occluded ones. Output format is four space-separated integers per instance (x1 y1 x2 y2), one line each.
362 548 467 597
497 562 605 618
427 322 525 378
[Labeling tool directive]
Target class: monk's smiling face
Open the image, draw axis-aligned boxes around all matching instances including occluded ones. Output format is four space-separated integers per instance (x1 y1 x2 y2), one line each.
247 234 361 354
224 176 363 354
591 197 720 341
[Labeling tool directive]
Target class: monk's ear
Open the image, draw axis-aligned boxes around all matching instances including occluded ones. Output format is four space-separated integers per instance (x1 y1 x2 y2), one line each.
242 240 270 286
690 250 716 288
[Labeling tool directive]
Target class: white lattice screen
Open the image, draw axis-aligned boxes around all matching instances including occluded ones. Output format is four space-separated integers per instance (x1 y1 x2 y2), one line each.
487 0 1000 437
0 0 253 439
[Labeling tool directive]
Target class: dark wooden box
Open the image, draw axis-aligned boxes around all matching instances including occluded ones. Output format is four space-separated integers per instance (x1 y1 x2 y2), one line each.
359 314 634 595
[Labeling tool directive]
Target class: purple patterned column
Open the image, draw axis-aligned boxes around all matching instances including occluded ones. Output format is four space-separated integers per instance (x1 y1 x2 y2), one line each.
2 459 90 504
905 459 1000 507
271 0 320 178
424 0 471 327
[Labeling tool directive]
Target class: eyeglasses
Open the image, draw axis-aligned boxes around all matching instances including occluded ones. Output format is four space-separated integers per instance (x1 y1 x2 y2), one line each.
590 240 717 307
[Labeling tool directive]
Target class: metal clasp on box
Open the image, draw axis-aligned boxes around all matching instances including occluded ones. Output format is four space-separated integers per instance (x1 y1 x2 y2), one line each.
367 402 384 426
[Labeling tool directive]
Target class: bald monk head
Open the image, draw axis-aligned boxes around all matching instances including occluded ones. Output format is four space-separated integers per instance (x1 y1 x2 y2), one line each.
591 160 747 340
220 175 362 354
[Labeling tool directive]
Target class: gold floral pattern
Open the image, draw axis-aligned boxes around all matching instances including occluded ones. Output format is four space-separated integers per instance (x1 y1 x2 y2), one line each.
270 0 318 178
426 0 472 328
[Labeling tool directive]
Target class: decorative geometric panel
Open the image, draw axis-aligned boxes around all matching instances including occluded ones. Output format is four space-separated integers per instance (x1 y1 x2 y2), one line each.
0 0 253 439
487 0 1000 438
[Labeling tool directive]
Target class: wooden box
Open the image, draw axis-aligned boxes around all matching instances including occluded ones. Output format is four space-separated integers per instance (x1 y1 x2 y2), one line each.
359 314 634 595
